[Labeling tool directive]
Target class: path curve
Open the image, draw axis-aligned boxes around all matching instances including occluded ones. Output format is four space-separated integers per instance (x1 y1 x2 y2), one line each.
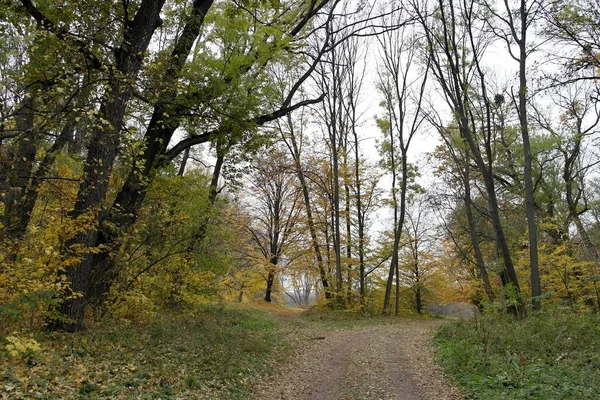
252 319 464 400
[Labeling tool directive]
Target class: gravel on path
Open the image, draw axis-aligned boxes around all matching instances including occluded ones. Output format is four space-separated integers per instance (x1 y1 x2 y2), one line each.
251 319 464 400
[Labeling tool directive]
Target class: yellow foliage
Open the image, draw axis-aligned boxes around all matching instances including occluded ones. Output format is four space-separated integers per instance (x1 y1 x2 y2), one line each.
4 335 41 359
0 155 96 332
537 239 600 308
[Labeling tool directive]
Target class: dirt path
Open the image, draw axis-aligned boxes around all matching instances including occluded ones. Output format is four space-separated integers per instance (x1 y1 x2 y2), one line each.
252 319 464 400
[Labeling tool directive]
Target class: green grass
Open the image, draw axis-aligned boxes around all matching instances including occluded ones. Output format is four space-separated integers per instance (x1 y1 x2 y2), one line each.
434 308 600 399
1 304 299 399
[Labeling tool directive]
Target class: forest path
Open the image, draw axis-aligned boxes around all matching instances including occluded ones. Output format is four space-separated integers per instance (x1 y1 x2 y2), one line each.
251 319 464 400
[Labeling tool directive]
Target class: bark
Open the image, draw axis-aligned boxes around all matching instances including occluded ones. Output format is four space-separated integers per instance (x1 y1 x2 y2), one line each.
1 95 36 244
515 0 541 310
463 151 495 302
50 0 166 331
265 264 277 302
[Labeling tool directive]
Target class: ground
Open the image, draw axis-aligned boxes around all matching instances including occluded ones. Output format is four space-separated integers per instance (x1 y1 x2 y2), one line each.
251 318 464 400
0 304 466 399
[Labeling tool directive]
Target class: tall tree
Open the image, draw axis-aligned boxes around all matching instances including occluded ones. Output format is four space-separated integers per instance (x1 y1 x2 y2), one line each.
47 0 166 331
484 0 542 310
279 110 333 299
428 122 496 303
413 0 526 316
376 8 429 315
342 39 369 308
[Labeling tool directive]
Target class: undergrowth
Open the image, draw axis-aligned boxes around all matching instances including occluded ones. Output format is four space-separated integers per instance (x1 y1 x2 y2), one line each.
434 307 600 399
1 304 296 399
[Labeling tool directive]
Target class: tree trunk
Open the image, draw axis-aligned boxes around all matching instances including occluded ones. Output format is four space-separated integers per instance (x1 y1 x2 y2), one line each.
395 258 400 316
1 94 36 244
49 0 166 331
178 147 190 176
264 267 276 302
352 126 365 309
463 150 495 302
344 160 352 302
463 120 525 317
517 0 541 310
332 135 343 300
79 0 214 308
415 275 422 314
284 115 332 298
383 151 408 315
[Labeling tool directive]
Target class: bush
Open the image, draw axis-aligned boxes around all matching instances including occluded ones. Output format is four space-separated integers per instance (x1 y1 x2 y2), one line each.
434 308 600 399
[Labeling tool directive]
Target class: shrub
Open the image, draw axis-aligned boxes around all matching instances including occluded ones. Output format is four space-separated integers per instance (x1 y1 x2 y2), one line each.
434 308 600 399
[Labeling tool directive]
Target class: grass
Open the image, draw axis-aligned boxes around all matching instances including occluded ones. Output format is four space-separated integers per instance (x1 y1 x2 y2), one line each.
434 307 600 399
1 303 301 399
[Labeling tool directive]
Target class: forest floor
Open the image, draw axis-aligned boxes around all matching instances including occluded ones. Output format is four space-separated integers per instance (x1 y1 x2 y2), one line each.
251 313 464 400
1 303 464 399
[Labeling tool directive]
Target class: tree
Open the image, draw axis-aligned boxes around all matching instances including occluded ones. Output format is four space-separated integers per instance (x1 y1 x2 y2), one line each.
313 9 346 301
413 0 526 316
12 0 334 330
0 3 97 247
279 110 333 299
244 147 302 302
376 6 429 315
429 127 496 303
400 193 437 314
533 79 600 308
484 0 542 310
542 0 600 82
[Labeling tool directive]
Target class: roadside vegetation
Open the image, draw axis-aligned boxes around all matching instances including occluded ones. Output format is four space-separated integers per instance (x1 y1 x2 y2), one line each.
434 308 600 399
2 0 600 398
1 304 298 399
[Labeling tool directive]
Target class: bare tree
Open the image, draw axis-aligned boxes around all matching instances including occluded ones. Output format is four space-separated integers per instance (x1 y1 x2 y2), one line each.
400 193 438 314
376 6 429 315
279 109 332 299
412 0 525 316
483 0 543 310
245 147 302 302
